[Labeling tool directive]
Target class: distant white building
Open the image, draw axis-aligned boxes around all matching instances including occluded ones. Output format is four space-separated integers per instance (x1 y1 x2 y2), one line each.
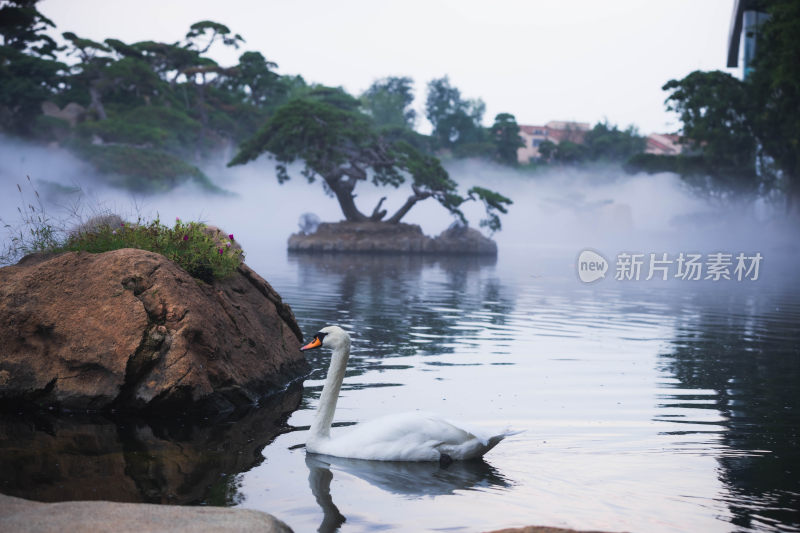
517 121 591 164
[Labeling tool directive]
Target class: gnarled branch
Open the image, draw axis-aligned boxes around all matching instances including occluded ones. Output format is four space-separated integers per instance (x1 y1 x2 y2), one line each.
369 197 387 221
386 186 432 224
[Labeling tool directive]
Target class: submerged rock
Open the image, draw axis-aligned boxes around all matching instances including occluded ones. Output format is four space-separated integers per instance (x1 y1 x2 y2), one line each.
298 212 321 235
68 214 125 239
0 494 292 533
287 221 497 255
0 249 309 414
490 526 603 533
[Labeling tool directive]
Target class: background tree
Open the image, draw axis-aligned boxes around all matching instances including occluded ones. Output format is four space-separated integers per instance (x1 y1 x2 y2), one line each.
662 70 761 199
0 0 58 56
61 31 114 119
224 51 286 108
228 87 511 230
749 0 800 212
583 120 646 162
0 0 64 136
535 121 645 167
537 140 556 162
184 20 244 54
425 76 487 150
651 1 800 210
550 141 589 164
491 113 524 166
0 3 305 192
360 76 416 129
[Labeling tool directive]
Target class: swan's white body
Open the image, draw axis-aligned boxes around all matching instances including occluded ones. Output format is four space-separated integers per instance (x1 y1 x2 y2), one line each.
302 326 516 462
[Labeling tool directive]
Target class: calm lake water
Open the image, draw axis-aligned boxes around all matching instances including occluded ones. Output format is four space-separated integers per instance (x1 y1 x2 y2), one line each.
1 244 799 533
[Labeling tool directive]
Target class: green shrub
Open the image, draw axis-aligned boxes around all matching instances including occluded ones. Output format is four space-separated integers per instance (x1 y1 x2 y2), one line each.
623 152 707 175
31 115 72 142
452 141 496 159
63 217 244 282
1 179 242 280
77 118 170 147
81 105 205 152
66 141 222 193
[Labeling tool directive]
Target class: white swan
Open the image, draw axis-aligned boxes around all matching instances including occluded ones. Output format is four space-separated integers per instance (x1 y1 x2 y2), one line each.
300 325 518 462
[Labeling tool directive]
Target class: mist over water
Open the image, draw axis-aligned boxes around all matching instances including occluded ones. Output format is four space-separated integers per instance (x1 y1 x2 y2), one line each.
2 135 795 267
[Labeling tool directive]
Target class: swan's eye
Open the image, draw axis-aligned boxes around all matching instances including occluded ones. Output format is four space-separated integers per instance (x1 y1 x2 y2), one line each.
315 332 327 342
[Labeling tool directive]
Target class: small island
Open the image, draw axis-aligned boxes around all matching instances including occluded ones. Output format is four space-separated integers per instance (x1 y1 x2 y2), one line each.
288 221 497 255
227 87 512 254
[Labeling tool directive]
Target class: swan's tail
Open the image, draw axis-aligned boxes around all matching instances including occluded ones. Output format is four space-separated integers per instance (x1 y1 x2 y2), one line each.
486 428 524 451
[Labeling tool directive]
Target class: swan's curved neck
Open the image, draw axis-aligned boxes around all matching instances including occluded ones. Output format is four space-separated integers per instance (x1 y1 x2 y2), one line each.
309 337 350 442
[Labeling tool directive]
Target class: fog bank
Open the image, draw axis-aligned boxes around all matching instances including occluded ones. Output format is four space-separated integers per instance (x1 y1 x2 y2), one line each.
1 137 796 270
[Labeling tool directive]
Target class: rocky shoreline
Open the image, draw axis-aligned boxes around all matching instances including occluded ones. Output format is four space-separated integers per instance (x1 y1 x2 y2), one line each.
287 221 498 255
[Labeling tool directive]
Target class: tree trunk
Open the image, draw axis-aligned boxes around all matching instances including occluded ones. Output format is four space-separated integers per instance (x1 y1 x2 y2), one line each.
328 179 369 222
787 173 798 215
89 84 107 121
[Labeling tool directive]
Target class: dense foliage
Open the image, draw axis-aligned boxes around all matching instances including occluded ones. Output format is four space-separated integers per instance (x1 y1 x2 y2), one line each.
425 76 491 155
538 121 646 166
360 76 416 130
228 88 512 231
6 0 795 218
1 0 515 229
491 113 524 166
0 0 296 191
643 0 800 209
659 71 760 199
748 0 800 211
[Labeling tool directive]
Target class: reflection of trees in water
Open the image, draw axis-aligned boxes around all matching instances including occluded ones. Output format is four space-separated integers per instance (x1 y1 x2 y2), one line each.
657 289 800 531
0 384 303 505
288 253 513 365
305 453 510 533
287 253 516 414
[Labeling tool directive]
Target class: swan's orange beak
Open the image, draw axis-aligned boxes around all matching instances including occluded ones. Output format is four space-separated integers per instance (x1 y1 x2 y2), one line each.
300 336 322 351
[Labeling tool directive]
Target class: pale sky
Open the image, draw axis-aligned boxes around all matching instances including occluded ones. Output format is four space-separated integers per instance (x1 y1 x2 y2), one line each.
40 0 739 135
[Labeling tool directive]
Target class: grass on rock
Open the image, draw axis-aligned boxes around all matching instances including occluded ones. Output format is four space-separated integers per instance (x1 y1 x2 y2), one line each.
1 178 242 282
63 218 243 282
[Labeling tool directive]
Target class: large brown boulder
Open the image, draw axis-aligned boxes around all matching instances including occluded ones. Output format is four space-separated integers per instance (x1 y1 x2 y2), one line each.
0 249 309 414
287 221 497 255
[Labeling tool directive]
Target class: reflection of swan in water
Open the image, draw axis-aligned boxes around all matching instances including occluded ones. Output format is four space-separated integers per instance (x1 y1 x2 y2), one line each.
306 453 510 498
301 326 520 463
305 453 511 532
306 455 347 533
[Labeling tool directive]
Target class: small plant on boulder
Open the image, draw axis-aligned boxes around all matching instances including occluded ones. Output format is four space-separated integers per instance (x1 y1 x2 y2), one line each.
64 217 244 282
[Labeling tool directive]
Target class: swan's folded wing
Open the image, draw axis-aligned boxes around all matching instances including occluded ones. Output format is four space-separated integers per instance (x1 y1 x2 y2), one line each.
431 415 493 446
317 412 468 461
314 412 518 461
